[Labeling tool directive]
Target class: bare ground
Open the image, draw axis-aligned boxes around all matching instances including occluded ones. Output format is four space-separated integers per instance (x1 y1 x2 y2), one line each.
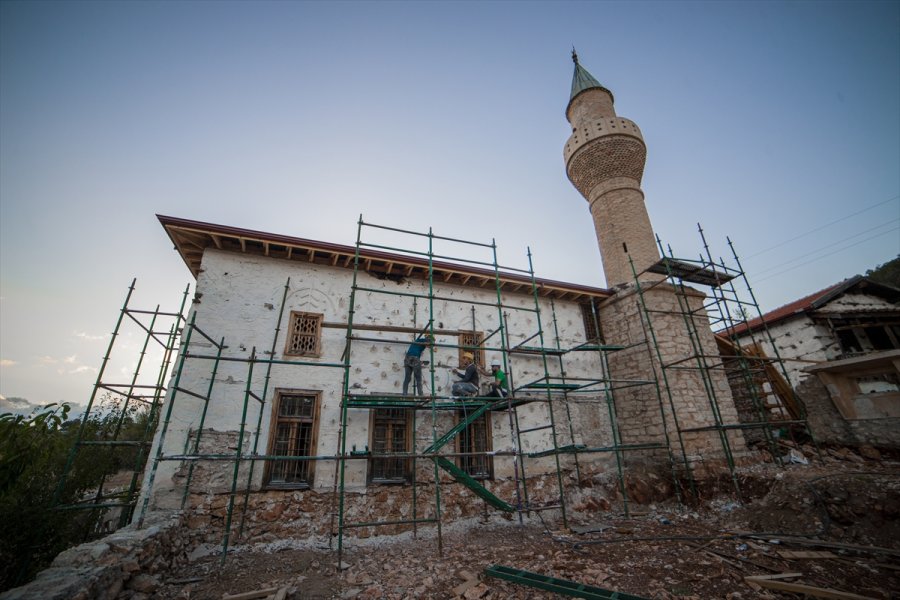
154 446 900 600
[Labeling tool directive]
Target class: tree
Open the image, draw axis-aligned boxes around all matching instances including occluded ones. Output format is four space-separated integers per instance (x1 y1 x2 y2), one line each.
865 255 900 289
0 397 154 591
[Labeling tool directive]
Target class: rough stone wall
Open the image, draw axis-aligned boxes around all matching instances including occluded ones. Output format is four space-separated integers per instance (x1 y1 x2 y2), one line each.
586 182 659 287
722 356 769 446
566 87 616 123
0 517 188 600
138 249 615 526
796 374 900 448
183 470 572 547
599 283 748 467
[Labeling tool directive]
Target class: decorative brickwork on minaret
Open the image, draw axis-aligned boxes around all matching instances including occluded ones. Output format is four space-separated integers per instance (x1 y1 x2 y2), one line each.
564 51 659 287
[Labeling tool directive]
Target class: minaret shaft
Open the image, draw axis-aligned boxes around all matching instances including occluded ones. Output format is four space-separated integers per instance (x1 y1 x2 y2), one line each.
564 61 660 286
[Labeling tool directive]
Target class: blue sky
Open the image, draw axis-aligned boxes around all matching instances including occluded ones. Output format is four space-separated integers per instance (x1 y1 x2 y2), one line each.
1 0 898 411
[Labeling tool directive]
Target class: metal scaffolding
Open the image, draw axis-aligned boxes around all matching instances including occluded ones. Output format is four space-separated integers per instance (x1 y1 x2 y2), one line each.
52 279 189 531
330 217 684 561
631 225 820 499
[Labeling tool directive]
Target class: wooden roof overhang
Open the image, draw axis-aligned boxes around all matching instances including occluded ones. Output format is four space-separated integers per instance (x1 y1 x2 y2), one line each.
158 215 612 302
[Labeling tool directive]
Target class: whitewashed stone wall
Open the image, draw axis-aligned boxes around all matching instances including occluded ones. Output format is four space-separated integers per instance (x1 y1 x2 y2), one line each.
139 249 614 518
741 315 837 389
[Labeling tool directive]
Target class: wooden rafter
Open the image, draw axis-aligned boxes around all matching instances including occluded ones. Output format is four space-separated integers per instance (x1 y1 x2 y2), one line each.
159 216 612 302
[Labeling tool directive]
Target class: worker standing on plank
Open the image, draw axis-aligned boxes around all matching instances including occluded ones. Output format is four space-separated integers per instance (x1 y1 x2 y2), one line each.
402 334 433 396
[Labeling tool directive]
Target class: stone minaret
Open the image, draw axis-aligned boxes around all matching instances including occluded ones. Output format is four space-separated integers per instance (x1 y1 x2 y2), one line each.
564 51 659 287
565 52 749 471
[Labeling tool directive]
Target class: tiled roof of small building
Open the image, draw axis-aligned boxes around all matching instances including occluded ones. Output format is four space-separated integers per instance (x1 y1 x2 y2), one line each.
729 275 900 337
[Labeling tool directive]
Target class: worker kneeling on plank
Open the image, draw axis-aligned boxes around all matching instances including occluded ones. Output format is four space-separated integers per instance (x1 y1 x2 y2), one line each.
451 352 479 397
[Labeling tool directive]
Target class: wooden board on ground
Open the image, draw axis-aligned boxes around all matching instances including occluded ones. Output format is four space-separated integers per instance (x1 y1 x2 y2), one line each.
744 575 878 600
779 550 837 559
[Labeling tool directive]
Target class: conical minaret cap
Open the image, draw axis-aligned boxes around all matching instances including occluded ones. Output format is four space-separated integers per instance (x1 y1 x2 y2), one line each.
568 50 614 114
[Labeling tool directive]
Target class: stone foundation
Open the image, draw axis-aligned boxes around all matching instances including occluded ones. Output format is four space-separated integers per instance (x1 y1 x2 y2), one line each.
0 516 189 600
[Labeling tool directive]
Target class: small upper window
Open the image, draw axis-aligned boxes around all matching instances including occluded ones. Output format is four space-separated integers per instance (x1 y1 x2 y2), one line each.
285 311 323 357
458 331 485 368
580 301 603 343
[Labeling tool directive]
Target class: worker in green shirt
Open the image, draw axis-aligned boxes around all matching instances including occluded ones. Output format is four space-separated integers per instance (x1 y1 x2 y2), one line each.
486 358 509 398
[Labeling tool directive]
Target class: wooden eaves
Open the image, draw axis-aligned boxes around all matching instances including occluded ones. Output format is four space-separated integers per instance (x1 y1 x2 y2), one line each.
157 215 612 302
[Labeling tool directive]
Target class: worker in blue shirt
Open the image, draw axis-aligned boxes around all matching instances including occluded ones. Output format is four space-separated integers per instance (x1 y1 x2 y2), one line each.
402 334 433 396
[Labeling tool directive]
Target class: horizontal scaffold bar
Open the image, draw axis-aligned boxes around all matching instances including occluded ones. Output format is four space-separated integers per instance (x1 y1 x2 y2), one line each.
679 419 809 433
527 442 666 458
54 502 135 511
566 344 625 352
160 449 519 462
518 382 582 390
342 517 439 529
508 346 564 355
183 352 347 368
351 285 538 313
79 440 150 447
344 395 532 410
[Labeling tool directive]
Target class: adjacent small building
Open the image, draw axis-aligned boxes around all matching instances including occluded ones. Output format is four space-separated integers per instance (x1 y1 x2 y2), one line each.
731 276 900 448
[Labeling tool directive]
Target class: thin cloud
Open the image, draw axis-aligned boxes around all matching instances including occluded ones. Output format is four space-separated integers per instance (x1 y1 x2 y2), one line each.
74 331 106 341
69 365 98 375
38 356 58 365
63 355 77 364
0 359 17 368
0 395 41 415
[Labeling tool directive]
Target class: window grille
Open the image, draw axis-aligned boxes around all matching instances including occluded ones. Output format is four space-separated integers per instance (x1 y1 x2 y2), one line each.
265 392 318 488
458 331 485 367
457 411 493 479
285 311 323 357
370 408 411 482
580 300 603 342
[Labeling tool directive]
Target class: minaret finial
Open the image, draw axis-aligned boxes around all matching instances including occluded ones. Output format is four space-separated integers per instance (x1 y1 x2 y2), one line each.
572 47 579 64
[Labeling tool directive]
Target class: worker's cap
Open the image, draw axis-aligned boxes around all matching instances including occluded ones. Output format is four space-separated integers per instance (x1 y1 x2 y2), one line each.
490 359 501 367
462 352 474 360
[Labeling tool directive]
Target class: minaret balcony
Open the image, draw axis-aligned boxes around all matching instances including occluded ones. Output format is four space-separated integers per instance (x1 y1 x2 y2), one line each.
564 117 644 165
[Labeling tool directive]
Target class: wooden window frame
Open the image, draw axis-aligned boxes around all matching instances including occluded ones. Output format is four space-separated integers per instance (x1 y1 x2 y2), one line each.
580 300 603 343
284 311 324 357
456 410 494 480
458 330 485 368
368 408 413 484
264 389 321 489
828 317 900 357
